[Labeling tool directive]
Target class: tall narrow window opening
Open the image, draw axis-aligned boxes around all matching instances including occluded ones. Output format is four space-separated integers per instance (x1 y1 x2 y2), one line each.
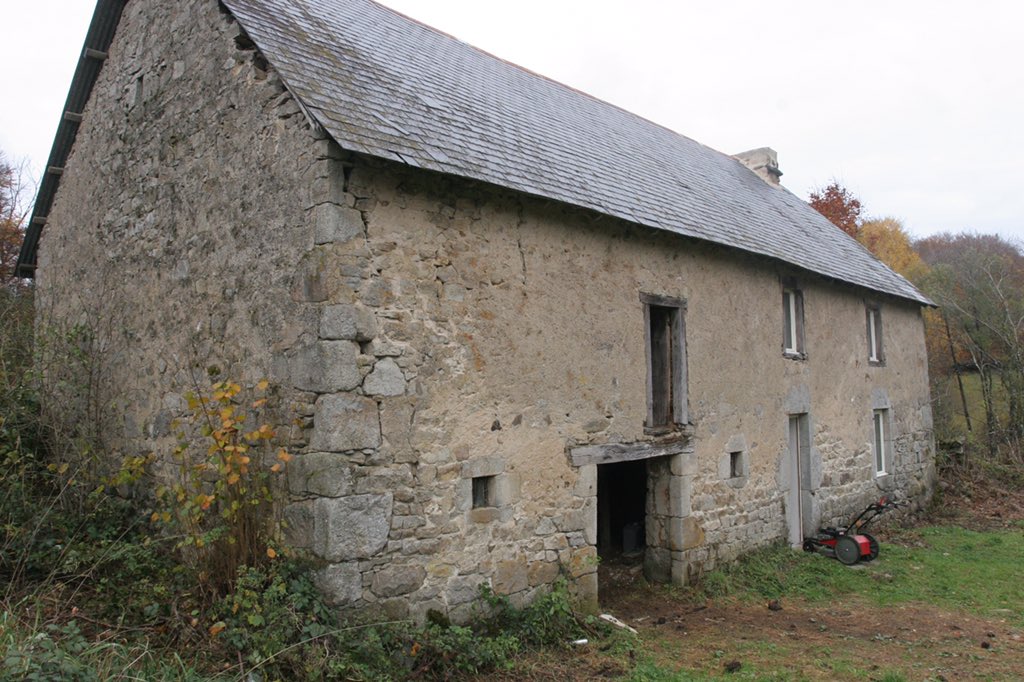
642 293 688 431
782 282 805 358
873 409 890 476
867 305 884 364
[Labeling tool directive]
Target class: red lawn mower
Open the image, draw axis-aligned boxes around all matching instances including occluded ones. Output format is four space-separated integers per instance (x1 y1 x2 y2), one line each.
802 497 905 565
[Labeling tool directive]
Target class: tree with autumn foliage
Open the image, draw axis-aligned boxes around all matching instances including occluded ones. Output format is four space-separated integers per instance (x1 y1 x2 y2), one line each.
1 151 31 283
857 217 927 280
808 180 863 238
0 151 33 428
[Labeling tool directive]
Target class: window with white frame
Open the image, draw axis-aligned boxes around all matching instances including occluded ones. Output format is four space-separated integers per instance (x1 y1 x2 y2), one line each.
782 282 805 358
873 409 890 476
867 304 884 364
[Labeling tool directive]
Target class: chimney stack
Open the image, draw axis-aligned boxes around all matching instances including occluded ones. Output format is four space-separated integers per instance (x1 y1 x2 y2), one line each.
733 147 783 186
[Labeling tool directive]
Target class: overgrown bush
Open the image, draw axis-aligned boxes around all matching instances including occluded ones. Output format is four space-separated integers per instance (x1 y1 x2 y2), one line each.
205 569 591 681
0 286 34 448
2 296 593 679
1 290 195 678
151 378 292 598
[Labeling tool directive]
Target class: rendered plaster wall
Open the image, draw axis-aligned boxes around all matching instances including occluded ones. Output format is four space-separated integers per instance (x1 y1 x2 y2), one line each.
288 151 935 614
684 282 935 576
34 0 934 620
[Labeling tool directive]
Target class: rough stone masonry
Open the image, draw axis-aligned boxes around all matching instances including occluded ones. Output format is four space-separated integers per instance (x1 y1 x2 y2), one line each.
33 0 935 622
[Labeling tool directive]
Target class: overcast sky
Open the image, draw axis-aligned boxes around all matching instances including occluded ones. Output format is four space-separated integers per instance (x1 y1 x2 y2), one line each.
2 1 1022 241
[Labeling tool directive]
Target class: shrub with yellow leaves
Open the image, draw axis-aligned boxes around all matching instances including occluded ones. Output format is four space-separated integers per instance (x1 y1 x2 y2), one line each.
152 378 292 596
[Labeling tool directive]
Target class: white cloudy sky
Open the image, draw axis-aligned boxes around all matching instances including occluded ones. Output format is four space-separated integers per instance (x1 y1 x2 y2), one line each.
2 1 1022 240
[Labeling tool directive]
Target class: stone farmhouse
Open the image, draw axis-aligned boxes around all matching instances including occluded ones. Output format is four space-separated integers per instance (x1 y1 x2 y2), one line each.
18 0 935 619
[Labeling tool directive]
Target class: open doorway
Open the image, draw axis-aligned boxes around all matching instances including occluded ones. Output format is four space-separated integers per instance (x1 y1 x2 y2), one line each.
597 459 648 598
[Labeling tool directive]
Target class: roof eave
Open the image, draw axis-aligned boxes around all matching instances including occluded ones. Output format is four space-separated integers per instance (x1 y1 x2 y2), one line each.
15 0 128 279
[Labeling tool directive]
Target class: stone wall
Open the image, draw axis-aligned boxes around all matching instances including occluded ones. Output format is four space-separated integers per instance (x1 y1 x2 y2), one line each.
35 0 935 621
283 151 934 612
35 0 325 465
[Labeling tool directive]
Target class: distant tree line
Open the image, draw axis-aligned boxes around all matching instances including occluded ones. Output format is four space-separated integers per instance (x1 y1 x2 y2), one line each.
811 181 1024 470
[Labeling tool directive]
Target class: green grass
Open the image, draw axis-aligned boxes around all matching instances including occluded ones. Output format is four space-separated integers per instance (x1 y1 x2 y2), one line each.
875 527 1024 617
697 527 1024 624
629 657 806 682
0 614 218 682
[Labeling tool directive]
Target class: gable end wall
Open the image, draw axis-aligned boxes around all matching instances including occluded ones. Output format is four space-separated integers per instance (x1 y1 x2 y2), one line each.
35 0 328 502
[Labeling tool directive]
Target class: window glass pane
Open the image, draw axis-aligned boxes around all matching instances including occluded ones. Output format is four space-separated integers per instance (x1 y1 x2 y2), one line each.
472 476 493 508
868 310 878 360
874 411 885 473
783 291 794 351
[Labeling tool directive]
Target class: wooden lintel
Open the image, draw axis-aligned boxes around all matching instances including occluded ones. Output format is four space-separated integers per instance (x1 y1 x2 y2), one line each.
84 47 109 61
47 166 64 176
32 216 47 226
569 438 693 467
64 111 84 123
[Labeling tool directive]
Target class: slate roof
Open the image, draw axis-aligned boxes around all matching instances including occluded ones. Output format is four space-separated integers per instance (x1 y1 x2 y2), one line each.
21 0 930 306
215 0 929 305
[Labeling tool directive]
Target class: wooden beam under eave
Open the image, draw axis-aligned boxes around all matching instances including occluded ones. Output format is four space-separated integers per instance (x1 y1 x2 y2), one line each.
84 47 109 60
31 216 47 226
64 111 84 123
47 166 64 176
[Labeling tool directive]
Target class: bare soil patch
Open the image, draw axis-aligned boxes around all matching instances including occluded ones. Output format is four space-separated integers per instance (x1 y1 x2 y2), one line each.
485 588 1024 681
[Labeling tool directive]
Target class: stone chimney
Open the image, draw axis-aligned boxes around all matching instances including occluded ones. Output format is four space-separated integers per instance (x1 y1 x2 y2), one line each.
733 147 783 186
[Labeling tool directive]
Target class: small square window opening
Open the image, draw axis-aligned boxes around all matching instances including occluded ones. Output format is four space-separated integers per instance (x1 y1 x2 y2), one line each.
730 451 743 479
472 475 495 508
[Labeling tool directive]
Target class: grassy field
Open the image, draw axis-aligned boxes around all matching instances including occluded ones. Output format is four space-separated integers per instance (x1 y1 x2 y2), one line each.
698 525 1024 623
3 497 1023 681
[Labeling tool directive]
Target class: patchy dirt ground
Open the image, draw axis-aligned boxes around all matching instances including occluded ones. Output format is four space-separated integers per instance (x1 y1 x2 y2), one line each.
486 591 1024 681
484 477 1024 681
927 474 1024 531
609 591 1024 680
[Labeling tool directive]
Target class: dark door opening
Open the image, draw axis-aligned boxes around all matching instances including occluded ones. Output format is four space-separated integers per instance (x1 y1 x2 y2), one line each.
597 460 648 559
